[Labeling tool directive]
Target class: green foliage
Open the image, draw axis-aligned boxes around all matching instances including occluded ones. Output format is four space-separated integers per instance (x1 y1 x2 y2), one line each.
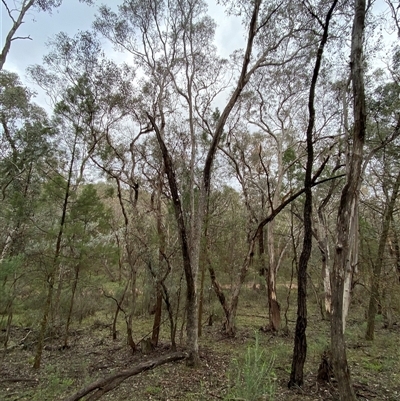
225 333 276 401
0 255 24 282
29 366 74 401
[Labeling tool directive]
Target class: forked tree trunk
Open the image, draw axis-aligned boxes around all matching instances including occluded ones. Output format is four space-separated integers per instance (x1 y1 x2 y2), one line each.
366 169 400 340
331 1 366 399
148 0 267 365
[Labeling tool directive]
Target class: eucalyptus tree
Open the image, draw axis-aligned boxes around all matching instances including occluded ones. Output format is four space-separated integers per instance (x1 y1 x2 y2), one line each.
239 64 309 332
288 0 343 387
28 31 139 366
0 0 94 70
95 0 314 365
330 0 366 398
0 71 55 348
62 183 115 348
363 71 400 339
0 71 54 262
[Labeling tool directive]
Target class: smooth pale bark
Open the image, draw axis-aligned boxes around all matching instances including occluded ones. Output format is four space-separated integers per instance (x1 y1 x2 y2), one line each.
266 219 281 331
289 0 339 387
342 205 359 332
315 162 341 318
316 209 332 316
366 169 400 340
148 0 264 363
331 0 366 399
0 0 34 71
0 230 15 264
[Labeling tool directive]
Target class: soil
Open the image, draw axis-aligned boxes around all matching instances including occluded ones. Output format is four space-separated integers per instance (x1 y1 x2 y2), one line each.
1 312 399 401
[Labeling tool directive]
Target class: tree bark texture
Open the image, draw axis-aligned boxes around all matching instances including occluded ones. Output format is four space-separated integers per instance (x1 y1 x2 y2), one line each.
147 113 199 366
331 0 366 399
289 0 339 388
266 220 281 331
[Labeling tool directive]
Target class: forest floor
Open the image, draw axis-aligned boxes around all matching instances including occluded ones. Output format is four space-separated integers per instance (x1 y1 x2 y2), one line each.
1 295 400 401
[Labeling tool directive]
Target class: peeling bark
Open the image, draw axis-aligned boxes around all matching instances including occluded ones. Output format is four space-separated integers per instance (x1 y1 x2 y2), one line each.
330 0 366 399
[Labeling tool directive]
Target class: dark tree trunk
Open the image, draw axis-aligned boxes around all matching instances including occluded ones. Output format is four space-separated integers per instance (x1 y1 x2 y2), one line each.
289 0 339 388
33 132 79 369
152 182 165 347
151 283 163 346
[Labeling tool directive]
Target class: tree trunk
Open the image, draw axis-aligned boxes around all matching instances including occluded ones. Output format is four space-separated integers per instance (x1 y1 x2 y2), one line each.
152 181 165 347
63 264 80 348
197 259 206 337
342 206 359 332
366 169 400 340
289 0 339 387
266 221 281 331
151 283 163 347
126 264 137 353
33 132 79 369
0 0 35 71
331 0 366 399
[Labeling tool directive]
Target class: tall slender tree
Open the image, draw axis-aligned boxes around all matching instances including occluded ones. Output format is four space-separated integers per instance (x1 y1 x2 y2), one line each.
289 0 339 387
331 0 366 398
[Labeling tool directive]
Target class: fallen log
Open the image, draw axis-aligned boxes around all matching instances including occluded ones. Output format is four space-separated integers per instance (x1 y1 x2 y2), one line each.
63 351 187 401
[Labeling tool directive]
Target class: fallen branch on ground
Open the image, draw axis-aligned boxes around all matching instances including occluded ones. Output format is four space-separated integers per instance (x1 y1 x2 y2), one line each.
63 351 187 401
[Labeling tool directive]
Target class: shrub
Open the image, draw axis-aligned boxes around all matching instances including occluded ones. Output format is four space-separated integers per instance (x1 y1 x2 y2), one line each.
225 332 276 401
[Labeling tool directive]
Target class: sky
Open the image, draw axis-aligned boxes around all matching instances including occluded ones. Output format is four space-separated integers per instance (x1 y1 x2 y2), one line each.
1 0 396 112
1 0 244 100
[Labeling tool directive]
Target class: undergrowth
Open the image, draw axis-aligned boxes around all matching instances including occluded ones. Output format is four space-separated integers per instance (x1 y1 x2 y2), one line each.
225 332 276 401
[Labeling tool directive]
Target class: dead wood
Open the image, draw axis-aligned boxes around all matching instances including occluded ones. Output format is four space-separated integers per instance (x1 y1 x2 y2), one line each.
63 351 187 401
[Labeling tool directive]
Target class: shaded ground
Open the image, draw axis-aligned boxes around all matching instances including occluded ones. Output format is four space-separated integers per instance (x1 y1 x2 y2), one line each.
1 302 399 401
